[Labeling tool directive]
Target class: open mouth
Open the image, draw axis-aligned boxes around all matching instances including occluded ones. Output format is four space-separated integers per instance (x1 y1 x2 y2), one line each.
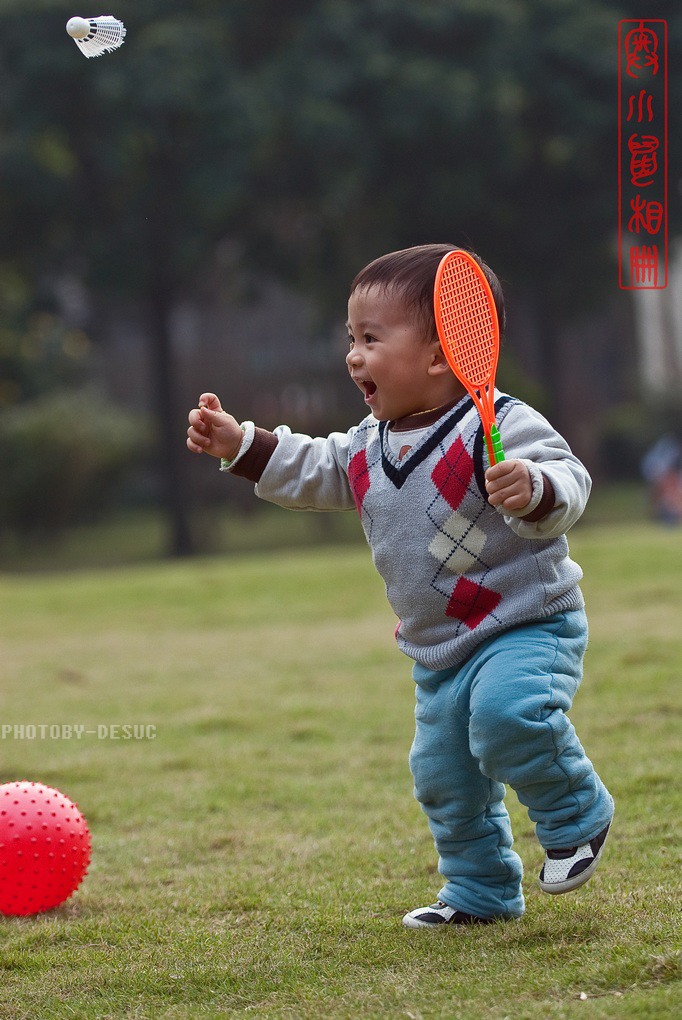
362 381 377 401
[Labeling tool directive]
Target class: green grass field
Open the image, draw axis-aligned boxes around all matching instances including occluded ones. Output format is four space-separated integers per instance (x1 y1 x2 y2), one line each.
0 522 680 1019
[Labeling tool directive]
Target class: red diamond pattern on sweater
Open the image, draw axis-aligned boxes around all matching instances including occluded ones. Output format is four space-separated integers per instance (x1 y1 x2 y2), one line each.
445 577 502 630
431 438 474 511
348 449 370 513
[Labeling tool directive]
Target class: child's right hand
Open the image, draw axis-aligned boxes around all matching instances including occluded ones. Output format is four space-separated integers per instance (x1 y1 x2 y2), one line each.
186 392 244 461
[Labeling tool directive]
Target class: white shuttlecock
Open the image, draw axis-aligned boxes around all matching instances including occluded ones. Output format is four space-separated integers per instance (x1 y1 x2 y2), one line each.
66 16 126 58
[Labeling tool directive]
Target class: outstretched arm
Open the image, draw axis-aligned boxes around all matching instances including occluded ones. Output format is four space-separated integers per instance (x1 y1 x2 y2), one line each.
187 394 357 512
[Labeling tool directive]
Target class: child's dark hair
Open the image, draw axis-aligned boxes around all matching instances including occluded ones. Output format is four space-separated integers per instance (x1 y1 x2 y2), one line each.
350 243 506 340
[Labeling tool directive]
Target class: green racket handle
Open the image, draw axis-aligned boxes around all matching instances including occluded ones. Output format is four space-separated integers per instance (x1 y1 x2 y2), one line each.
489 424 505 465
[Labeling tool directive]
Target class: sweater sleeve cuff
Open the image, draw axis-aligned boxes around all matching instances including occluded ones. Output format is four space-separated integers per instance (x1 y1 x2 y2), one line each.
520 466 556 522
219 421 253 472
221 424 278 483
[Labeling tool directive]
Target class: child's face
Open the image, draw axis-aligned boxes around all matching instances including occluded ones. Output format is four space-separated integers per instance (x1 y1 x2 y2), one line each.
346 285 447 421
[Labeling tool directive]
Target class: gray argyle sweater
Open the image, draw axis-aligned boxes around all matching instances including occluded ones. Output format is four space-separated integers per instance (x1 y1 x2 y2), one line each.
230 394 590 670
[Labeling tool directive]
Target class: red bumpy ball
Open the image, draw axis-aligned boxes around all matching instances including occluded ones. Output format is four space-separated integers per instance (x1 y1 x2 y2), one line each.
0 781 92 916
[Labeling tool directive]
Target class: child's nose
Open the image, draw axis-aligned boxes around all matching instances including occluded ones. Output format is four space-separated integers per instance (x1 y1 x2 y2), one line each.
346 347 362 367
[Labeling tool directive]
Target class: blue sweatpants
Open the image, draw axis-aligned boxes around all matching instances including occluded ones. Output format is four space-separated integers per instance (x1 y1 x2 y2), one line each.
409 610 614 919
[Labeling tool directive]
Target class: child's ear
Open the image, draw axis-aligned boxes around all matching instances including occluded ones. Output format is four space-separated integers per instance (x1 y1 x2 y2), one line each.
427 343 451 376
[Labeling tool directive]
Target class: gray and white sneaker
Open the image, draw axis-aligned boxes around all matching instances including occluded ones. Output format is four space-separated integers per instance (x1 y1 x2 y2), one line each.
403 901 495 929
539 821 611 895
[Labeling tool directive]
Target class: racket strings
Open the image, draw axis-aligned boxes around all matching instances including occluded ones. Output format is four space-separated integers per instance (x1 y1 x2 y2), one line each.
437 267 495 388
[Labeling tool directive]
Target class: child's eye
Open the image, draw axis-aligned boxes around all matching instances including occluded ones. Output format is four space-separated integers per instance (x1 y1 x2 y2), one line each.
347 335 355 349
364 334 377 344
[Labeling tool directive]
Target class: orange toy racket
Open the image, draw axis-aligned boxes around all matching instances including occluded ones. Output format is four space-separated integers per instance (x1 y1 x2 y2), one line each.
434 250 505 465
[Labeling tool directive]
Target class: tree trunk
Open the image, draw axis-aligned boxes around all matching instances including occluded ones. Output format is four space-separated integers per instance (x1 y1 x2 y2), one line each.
148 281 194 557
146 135 194 557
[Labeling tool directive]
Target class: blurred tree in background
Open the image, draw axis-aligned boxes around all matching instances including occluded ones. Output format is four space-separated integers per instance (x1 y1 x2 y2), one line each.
0 0 680 555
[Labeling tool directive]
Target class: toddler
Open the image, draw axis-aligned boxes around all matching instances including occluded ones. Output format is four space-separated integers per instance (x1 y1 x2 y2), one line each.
187 243 614 927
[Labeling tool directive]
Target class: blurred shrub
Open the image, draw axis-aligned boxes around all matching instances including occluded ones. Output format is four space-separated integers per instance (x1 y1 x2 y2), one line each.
0 301 91 407
0 388 146 537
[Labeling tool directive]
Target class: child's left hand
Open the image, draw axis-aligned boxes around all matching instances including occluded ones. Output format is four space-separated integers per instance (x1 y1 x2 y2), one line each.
485 460 533 513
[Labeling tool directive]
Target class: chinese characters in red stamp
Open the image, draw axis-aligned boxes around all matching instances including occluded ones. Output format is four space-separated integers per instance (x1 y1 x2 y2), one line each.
618 20 668 289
